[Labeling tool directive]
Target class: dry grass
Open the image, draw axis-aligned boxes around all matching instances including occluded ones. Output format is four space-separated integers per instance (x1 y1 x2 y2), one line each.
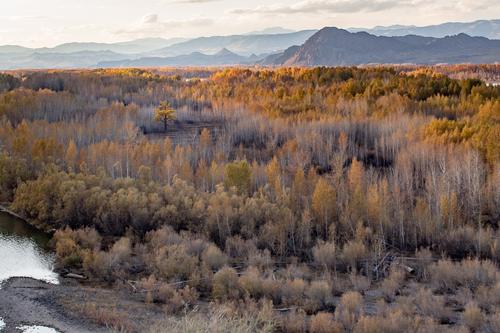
310 312 342 333
148 304 275 333
72 302 137 333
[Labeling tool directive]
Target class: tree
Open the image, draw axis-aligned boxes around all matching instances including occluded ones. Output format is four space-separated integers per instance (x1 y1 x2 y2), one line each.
224 160 251 194
312 178 337 239
154 101 176 132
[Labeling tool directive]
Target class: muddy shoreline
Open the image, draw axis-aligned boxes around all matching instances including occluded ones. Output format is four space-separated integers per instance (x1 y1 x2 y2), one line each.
0 277 163 333
0 278 105 333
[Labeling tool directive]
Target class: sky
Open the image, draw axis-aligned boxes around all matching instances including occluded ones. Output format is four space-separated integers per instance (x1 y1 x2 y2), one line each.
0 0 499 47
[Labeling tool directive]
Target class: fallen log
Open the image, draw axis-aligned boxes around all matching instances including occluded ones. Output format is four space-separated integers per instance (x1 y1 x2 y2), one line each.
65 273 87 280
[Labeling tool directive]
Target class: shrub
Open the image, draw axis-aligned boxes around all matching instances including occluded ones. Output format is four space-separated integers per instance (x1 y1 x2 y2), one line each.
430 259 498 292
55 235 82 267
353 311 442 333
341 241 367 271
281 279 307 306
155 244 198 281
380 267 405 301
239 266 264 299
335 291 363 331
463 302 484 331
313 241 337 272
310 312 342 333
413 288 450 322
349 273 371 294
202 244 228 271
306 280 333 311
280 310 308 333
474 282 500 311
414 248 433 281
213 267 240 300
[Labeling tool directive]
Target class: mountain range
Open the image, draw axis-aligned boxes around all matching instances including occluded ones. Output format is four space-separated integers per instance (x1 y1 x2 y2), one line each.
349 19 500 39
264 28 500 66
0 19 498 69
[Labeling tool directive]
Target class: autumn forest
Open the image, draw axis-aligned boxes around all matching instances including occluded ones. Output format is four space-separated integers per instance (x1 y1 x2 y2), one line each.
0 65 499 332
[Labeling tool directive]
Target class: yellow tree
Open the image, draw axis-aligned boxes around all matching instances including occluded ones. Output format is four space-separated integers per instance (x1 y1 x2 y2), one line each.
154 101 176 132
224 160 251 194
312 178 337 239
65 139 78 171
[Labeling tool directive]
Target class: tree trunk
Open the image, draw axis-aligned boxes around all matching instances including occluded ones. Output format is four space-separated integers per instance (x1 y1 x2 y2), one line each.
163 117 167 132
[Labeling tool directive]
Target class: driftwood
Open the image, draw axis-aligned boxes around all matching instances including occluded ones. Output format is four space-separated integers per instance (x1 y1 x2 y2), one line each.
65 273 87 280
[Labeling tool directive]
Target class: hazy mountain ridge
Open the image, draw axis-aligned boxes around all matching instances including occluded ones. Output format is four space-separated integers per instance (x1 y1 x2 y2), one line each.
0 20 498 69
148 30 318 57
264 28 500 66
349 19 500 39
98 48 260 68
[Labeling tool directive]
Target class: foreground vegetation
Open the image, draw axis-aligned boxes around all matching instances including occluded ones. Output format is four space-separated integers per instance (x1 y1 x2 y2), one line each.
0 65 499 332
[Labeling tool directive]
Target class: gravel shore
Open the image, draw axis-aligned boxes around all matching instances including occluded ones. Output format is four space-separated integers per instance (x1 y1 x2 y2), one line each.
0 278 105 333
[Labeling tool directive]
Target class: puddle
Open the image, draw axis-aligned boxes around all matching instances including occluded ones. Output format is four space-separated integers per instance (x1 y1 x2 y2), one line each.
17 326 60 333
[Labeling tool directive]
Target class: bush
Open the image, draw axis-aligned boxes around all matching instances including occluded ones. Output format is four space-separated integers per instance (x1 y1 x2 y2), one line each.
281 279 307 306
342 241 367 271
155 244 199 281
313 241 337 272
413 288 450 322
239 266 264 299
202 244 228 271
213 267 240 300
280 310 307 333
463 302 484 331
430 259 498 292
306 280 333 312
349 273 371 294
335 291 363 331
380 267 405 301
310 312 342 333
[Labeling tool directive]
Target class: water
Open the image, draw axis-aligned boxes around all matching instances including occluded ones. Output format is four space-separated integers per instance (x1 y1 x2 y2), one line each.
17 325 60 333
0 212 58 286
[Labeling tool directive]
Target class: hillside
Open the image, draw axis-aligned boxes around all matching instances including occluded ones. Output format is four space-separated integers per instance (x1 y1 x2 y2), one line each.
150 30 317 57
99 48 253 67
265 28 500 66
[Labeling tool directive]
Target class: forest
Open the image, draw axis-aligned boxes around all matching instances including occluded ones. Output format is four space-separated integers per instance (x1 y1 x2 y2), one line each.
0 65 499 332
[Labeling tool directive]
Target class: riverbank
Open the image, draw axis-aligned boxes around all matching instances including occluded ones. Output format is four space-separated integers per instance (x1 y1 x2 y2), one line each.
0 278 103 333
0 277 164 333
0 205 25 222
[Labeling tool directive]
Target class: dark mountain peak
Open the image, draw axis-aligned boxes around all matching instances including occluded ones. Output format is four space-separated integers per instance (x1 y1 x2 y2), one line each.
215 48 237 57
268 28 500 67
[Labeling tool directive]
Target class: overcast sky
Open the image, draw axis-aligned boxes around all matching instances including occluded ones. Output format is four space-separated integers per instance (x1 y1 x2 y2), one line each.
1 0 498 47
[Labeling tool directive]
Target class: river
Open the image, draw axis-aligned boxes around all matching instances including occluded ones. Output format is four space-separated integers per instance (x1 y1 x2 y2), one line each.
0 212 58 286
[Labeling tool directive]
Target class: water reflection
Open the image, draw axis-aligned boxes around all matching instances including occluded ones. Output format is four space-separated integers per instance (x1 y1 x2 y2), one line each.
0 212 58 286
18 325 60 333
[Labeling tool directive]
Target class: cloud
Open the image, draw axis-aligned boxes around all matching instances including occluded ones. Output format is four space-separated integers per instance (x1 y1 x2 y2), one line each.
173 0 221 3
142 14 159 24
114 15 214 38
231 0 418 15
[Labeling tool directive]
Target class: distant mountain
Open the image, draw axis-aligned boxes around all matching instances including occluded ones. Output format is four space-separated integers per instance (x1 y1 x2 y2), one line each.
1 21 498 69
41 38 187 54
263 28 500 66
98 48 256 68
349 19 500 39
244 27 296 35
0 45 33 55
149 30 318 57
0 50 132 69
